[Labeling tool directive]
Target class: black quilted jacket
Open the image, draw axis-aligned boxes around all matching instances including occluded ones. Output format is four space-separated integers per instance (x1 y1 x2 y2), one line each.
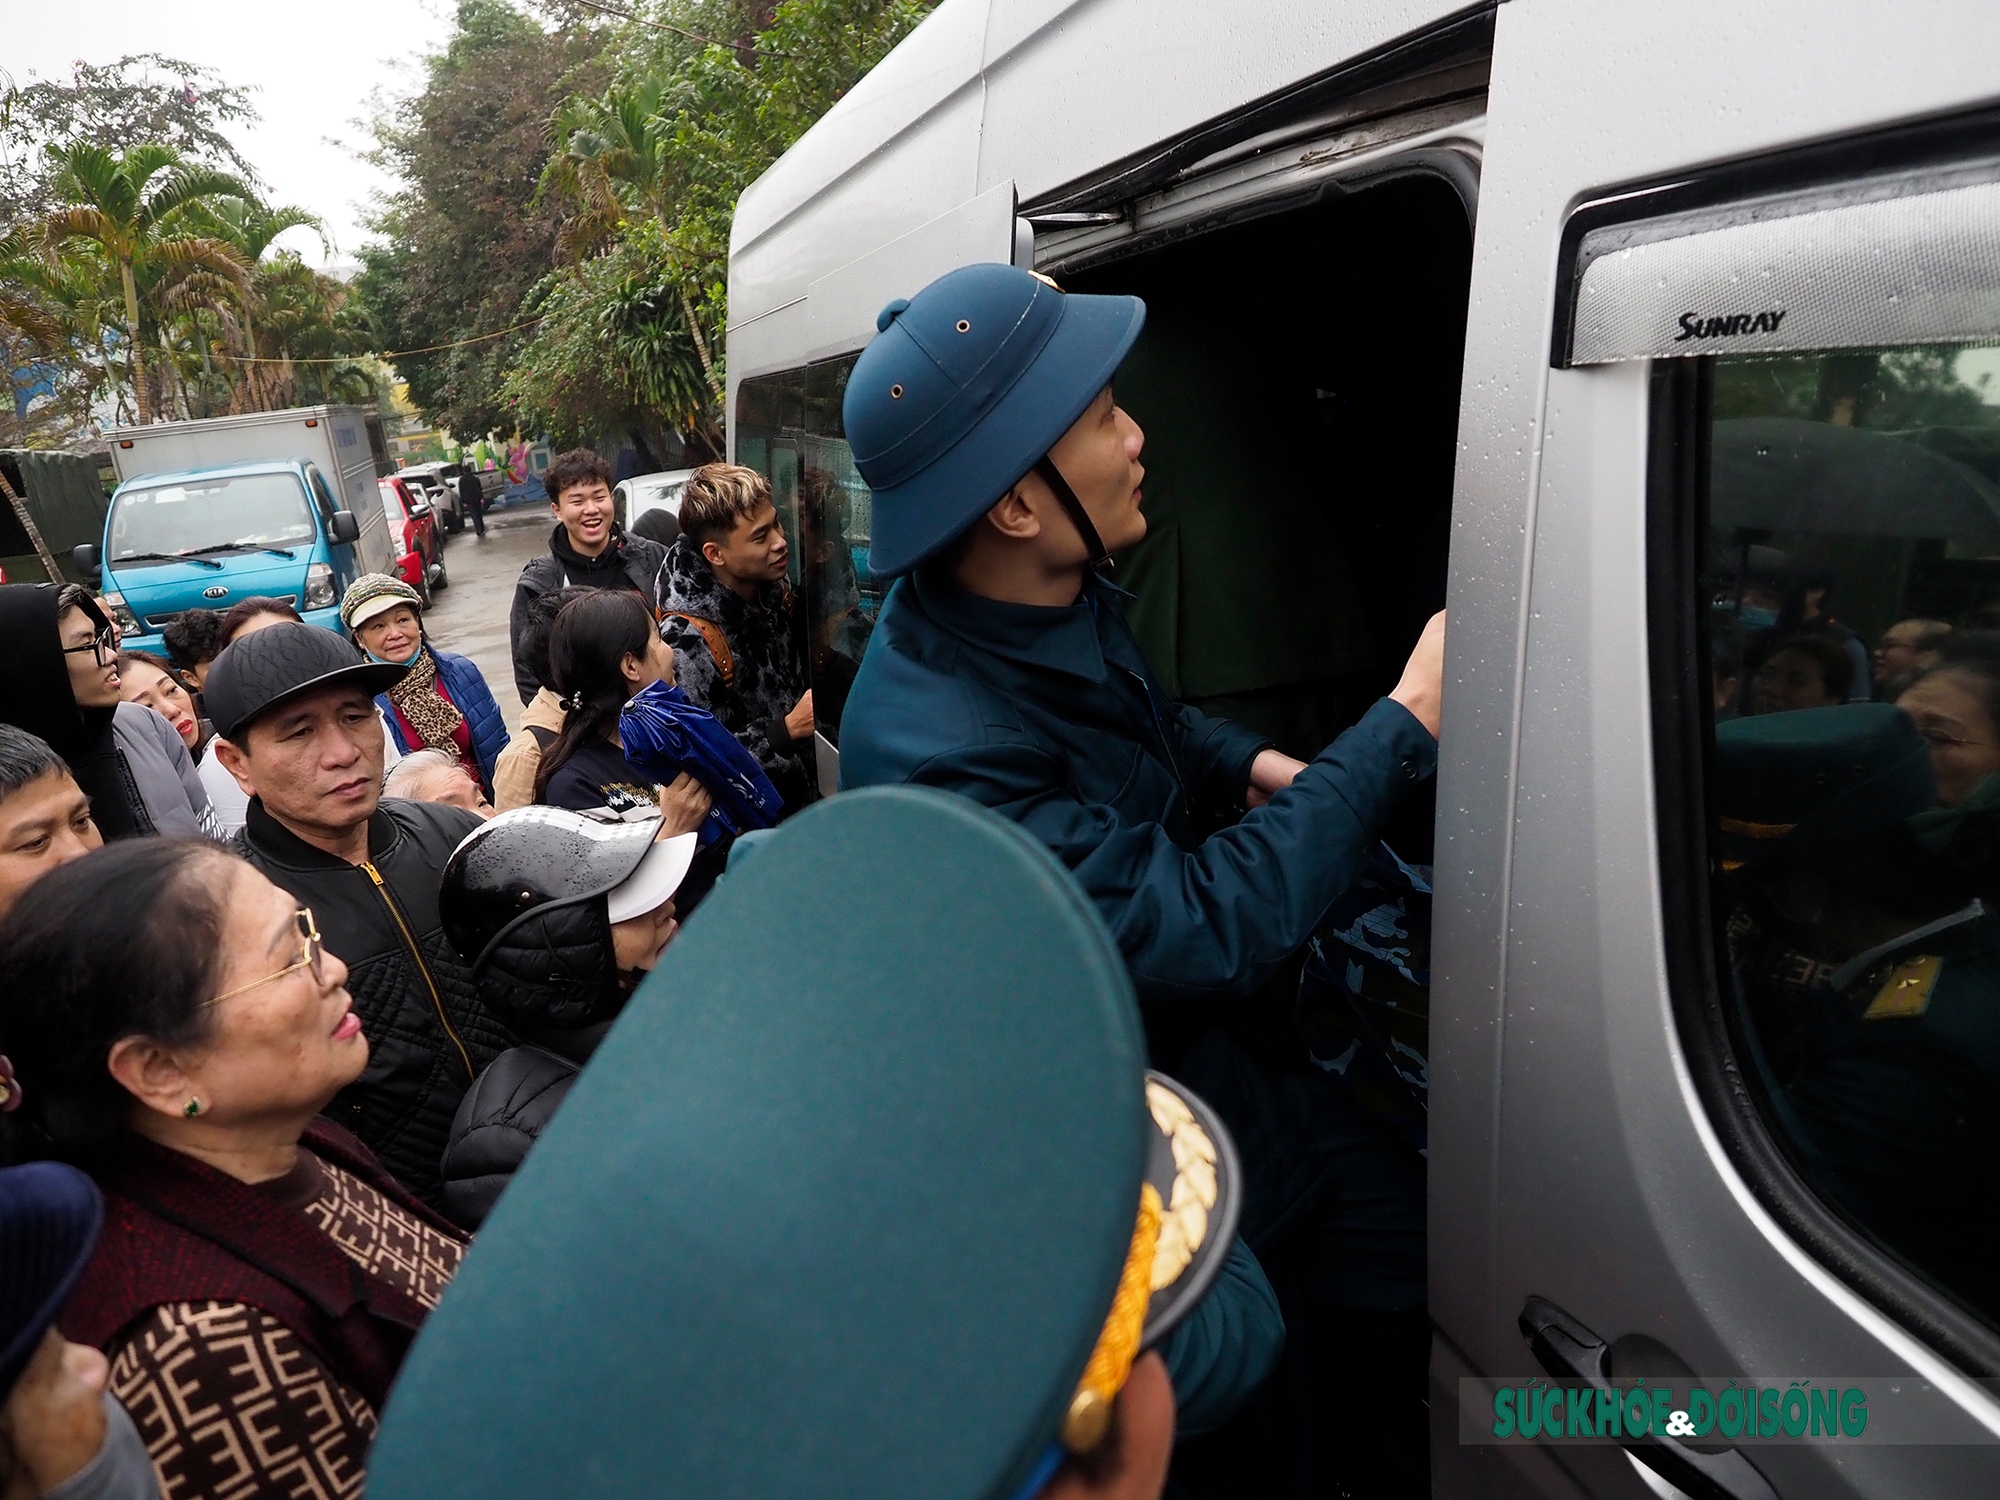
232 797 518 1204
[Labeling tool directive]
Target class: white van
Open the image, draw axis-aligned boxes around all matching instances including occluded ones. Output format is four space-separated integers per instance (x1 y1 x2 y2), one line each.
727 4 2000 1495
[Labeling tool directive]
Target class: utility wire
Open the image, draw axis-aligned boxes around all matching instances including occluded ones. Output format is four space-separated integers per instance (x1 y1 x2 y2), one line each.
222 316 544 364
562 0 789 60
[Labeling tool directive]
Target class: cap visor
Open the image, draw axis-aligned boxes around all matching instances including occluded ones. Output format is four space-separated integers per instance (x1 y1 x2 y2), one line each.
220 660 410 739
1138 1071 1242 1350
867 291 1147 577
347 594 416 628
606 830 700 924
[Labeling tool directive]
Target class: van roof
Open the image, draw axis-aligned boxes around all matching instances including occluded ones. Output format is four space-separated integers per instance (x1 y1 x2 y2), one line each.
729 0 1471 338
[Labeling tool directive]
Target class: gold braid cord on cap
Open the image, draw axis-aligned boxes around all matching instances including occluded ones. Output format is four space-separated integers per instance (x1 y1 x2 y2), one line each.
1062 1183 1162 1453
1146 1080 1217 1291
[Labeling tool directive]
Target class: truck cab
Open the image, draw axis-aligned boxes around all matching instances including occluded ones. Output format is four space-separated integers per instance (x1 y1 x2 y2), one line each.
90 458 373 652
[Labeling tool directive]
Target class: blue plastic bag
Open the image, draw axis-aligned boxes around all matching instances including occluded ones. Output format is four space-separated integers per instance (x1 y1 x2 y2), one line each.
618 681 783 844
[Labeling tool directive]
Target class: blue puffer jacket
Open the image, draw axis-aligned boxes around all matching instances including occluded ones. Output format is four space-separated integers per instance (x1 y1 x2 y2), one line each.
376 644 510 794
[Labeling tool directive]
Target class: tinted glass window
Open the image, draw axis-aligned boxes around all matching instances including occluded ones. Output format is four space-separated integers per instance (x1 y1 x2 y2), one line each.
1693 341 2000 1326
109 472 318 562
735 356 883 746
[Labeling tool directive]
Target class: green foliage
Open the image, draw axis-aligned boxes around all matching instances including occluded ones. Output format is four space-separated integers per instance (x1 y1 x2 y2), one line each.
1714 348 2000 431
357 0 608 440
503 0 931 453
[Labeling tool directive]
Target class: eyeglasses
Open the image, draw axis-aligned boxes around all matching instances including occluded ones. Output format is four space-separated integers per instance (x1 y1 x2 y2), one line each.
203 907 326 1008
59 623 120 666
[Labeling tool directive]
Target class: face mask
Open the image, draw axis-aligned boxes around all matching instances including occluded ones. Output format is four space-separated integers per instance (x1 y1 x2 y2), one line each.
1738 605 1779 631
369 641 425 668
42 1392 159 1500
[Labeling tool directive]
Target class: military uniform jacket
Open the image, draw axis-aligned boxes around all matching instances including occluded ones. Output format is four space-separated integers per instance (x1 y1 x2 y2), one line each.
839 569 1438 1005
233 798 518 1203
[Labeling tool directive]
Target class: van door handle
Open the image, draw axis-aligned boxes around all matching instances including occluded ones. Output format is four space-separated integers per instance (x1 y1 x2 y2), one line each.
1518 1296 1779 1500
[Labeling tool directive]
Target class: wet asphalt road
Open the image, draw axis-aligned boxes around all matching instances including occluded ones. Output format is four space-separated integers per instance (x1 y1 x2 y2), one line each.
421 498 551 734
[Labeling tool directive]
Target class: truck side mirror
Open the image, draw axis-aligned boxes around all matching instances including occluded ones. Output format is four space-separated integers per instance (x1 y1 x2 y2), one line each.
328 510 361 546
71 543 100 580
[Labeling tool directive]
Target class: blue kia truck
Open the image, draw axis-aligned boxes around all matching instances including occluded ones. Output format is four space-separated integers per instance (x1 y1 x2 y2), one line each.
75 405 399 652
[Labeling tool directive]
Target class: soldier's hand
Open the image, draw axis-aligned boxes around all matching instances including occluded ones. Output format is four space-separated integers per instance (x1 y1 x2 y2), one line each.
784 690 815 743
1245 749 1307 808
656 772 713 837
1390 610 1446 739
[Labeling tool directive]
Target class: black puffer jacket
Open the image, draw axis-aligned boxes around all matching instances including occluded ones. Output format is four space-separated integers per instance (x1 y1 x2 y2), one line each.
506 524 667 704
439 889 627 1227
233 797 518 1203
658 536 815 810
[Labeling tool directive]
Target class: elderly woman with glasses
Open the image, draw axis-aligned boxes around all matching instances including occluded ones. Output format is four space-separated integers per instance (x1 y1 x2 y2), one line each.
0 837 467 1499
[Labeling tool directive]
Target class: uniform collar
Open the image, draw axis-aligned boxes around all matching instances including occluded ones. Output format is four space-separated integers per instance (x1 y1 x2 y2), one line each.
909 567 1131 683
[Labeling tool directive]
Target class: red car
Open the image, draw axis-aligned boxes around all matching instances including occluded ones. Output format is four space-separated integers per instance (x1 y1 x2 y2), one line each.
379 476 447 603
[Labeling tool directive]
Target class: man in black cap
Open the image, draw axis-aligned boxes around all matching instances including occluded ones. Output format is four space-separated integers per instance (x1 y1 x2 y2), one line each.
0 1162 158 1499
204 624 516 1204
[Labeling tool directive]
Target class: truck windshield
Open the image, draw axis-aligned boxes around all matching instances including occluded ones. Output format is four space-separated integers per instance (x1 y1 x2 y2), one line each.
109 473 318 564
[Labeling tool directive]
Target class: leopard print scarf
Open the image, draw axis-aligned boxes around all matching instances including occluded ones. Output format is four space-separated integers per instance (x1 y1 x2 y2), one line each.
385 646 466 752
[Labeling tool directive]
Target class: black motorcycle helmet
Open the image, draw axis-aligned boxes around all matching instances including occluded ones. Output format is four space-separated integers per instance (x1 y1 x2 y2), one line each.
441 806 697 1031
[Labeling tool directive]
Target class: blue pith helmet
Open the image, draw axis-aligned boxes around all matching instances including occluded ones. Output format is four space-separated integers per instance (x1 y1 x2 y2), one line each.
844 262 1146 577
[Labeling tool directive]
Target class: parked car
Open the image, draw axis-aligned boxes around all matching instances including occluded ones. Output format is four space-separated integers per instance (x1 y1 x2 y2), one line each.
379 475 446 603
399 461 462 533
614 469 694 538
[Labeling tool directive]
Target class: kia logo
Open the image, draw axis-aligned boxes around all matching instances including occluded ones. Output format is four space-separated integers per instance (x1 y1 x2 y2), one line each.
202 586 229 599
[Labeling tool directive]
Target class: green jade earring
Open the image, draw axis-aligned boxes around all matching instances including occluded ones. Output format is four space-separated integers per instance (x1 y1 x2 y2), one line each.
183 1098 202 1118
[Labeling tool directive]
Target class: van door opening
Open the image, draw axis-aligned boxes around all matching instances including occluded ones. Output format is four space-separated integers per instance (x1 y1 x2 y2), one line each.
1063 174 1471 859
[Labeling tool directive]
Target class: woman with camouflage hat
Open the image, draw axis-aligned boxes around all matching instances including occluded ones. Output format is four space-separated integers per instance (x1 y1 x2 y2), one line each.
340 574 508 797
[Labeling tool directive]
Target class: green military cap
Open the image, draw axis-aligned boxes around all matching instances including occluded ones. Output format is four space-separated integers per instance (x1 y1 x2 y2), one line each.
367 785 1240 1499
1713 702 1934 869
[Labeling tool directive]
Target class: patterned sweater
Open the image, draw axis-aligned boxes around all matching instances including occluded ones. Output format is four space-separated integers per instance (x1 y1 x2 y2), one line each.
106 1149 465 1499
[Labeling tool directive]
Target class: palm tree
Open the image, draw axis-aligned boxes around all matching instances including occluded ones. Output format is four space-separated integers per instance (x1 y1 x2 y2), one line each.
543 83 721 395
34 143 252 423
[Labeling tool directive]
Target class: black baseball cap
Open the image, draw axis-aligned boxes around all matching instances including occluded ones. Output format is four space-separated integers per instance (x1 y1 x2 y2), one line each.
204 623 409 741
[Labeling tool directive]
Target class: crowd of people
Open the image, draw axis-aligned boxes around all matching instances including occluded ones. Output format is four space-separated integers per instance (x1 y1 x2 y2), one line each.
10 253 2000 1498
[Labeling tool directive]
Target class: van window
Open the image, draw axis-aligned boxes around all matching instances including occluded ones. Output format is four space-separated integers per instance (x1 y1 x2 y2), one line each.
736 356 883 743
1681 341 2000 1328
107 473 318 564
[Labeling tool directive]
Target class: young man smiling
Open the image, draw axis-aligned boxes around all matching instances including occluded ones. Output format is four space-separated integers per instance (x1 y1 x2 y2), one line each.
506 448 668 705
660 463 817 811
206 623 515 1203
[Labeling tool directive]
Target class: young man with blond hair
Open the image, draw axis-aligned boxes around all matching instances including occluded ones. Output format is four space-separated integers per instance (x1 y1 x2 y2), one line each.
658 463 817 812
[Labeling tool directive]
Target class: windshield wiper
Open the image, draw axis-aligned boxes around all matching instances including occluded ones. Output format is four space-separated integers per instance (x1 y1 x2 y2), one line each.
184 542 299 560
113 551 225 570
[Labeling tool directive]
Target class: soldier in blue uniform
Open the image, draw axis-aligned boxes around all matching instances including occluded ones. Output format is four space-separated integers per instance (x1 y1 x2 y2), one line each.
835 263 1446 1494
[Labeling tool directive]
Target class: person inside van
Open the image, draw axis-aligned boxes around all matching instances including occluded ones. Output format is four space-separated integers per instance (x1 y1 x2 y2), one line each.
0 583 213 842
1898 643 2000 808
1872 617 1951 698
340 574 507 798
1748 637 1853 715
116 650 249 837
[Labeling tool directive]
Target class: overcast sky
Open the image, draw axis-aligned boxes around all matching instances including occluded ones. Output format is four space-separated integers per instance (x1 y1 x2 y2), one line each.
8 0 461 270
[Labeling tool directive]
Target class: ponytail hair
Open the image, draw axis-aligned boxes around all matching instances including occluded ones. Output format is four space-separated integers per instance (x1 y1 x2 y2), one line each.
534 590 656 804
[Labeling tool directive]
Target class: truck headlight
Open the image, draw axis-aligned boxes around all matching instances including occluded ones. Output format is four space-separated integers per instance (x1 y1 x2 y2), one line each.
304 563 337 610
100 591 142 636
